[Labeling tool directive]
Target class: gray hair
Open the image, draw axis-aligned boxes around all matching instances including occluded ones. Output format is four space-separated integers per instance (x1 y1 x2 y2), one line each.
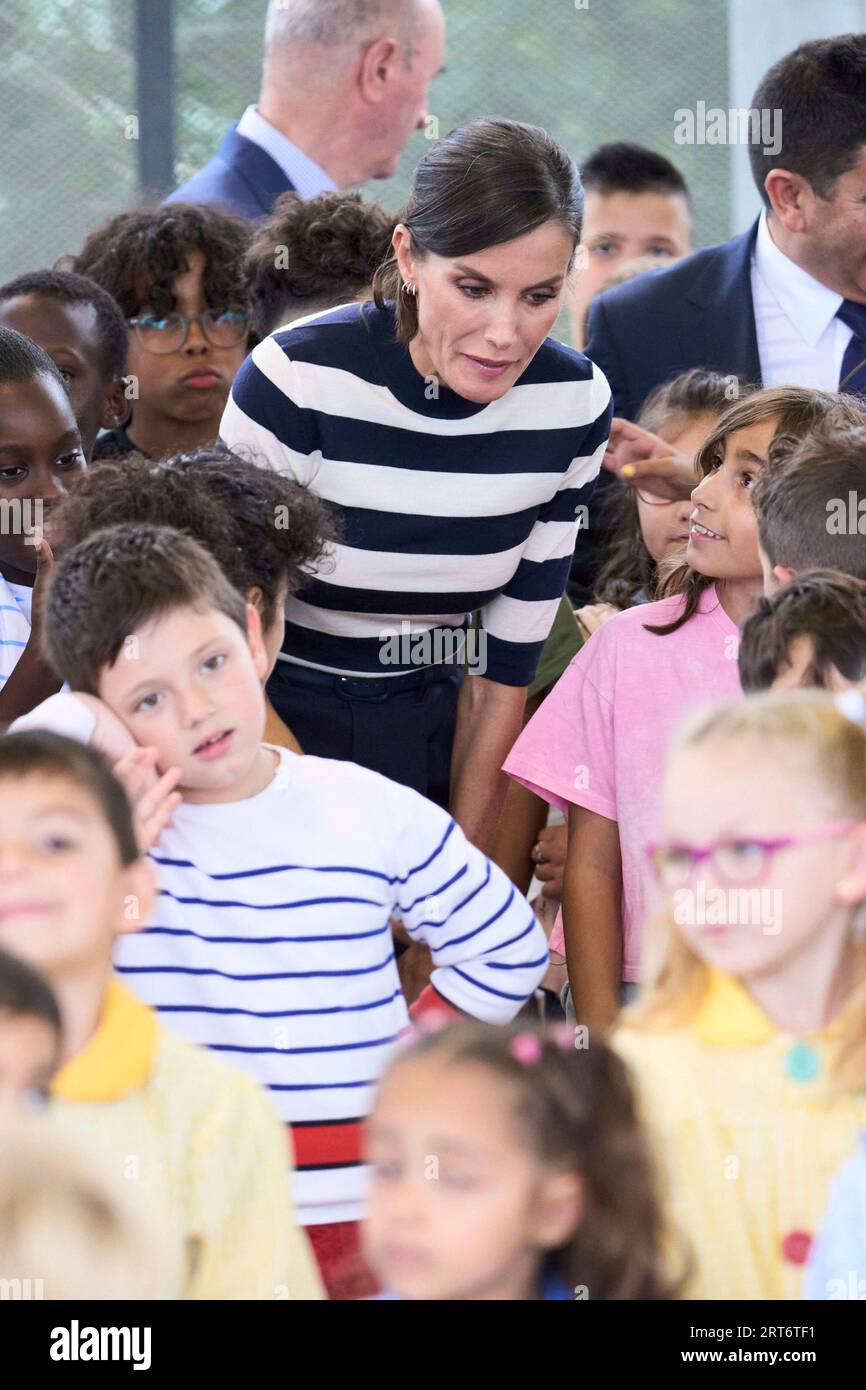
265 0 417 49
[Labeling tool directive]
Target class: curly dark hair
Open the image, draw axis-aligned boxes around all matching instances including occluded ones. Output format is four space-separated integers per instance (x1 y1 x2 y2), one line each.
379 1021 687 1300
63 204 253 326
244 191 394 339
0 268 128 380
0 324 66 391
53 446 335 631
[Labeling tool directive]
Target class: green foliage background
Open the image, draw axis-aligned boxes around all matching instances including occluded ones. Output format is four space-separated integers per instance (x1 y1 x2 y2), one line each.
0 0 731 285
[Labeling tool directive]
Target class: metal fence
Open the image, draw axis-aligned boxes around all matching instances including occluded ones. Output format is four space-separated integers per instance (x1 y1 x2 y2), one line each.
0 0 856 291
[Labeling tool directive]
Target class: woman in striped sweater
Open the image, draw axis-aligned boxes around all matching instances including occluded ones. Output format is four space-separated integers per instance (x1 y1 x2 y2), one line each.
220 117 611 851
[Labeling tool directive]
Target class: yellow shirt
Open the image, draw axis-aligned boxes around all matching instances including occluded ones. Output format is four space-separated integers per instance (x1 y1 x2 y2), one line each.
614 970 866 1300
50 978 324 1300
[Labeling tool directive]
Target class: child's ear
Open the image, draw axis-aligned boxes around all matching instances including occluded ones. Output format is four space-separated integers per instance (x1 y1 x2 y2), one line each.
835 824 866 909
100 379 130 432
772 564 797 591
533 1171 584 1252
246 585 264 614
114 857 157 940
244 601 268 681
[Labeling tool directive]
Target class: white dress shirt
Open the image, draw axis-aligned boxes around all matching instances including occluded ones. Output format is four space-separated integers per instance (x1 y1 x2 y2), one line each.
236 105 338 200
750 211 851 390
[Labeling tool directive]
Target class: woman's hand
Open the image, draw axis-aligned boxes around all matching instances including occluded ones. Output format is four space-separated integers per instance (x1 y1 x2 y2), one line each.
603 417 698 500
112 746 183 854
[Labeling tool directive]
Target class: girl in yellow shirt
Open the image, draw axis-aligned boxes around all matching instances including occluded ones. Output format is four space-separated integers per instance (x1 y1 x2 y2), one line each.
615 688 866 1299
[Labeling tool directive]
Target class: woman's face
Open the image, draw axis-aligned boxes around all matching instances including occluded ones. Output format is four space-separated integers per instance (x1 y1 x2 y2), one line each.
394 220 575 403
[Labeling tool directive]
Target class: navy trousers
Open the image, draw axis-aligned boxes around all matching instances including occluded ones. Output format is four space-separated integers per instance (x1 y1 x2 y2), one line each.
266 660 465 810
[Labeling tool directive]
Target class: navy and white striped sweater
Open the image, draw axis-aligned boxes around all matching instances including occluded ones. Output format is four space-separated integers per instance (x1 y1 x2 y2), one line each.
109 747 548 1225
220 301 611 685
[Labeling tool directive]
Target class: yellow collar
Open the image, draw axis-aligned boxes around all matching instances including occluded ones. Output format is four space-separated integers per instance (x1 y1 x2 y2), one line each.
694 968 842 1045
51 977 159 1102
693 969 776 1045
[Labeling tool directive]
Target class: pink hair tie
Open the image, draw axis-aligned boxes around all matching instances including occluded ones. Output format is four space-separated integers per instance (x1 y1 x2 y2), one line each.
551 1022 576 1052
510 1033 543 1066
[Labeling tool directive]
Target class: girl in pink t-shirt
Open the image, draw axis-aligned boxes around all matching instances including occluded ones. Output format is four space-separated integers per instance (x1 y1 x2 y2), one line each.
504 385 850 1029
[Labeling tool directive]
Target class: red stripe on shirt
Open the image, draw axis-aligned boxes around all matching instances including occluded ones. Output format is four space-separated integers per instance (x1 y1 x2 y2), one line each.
288 1117 365 1170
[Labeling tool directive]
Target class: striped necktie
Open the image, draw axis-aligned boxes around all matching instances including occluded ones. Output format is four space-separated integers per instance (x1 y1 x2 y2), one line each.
836 299 866 397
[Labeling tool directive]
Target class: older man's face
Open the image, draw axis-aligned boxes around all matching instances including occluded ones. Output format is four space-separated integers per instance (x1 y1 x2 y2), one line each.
368 0 446 180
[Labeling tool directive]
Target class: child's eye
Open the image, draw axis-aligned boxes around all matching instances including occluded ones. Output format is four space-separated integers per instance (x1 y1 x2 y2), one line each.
371 1158 401 1182
202 653 226 673
58 368 74 383
740 471 757 489
55 452 84 471
591 243 618 258
708 454 724 471
135 692 163 713
138 314 173 331
38 833 76 854
441 1172 479 1191
0 466 27 484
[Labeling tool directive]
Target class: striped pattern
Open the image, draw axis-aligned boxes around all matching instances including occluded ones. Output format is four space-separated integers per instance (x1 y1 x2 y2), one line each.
0 573 32 687
219 301 611 685
113 748 548 1225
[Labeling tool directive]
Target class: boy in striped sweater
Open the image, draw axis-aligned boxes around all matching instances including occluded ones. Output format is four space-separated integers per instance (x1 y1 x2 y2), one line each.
20 522 548 1296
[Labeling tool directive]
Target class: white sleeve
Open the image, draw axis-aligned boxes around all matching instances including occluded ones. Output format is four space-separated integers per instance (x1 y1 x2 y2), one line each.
10 692 97 743
382 776 548 1023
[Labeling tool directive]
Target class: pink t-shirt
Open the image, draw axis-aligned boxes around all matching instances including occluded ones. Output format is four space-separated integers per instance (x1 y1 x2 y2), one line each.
503 586 742 981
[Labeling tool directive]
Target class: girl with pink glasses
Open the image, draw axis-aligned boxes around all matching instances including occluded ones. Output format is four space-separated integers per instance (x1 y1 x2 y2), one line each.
615 688 866 1300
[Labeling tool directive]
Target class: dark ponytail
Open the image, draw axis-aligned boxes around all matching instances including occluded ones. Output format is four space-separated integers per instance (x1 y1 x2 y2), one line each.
372 117 582 344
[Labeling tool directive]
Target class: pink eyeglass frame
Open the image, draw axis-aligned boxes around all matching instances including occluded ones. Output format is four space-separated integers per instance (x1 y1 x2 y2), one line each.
646 819 860 885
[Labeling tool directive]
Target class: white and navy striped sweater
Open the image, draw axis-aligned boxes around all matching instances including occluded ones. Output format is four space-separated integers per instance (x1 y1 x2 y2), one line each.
219 301 611 686
0 572 32 687
118 750 546 1224
14 697 548 1227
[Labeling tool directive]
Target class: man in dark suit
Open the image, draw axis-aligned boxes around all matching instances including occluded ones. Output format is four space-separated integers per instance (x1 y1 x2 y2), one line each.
585 220 761 422
578 32 866 592
167 0 445 218
587 33 866 419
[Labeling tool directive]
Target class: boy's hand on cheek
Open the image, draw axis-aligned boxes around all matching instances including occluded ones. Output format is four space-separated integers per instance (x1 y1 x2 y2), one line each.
113 746 183 853
70 693 140 764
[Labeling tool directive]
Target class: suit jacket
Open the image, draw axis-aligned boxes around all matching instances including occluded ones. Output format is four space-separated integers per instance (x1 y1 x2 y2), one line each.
571 219 763 598
585 218 763 420
165 125 294 220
